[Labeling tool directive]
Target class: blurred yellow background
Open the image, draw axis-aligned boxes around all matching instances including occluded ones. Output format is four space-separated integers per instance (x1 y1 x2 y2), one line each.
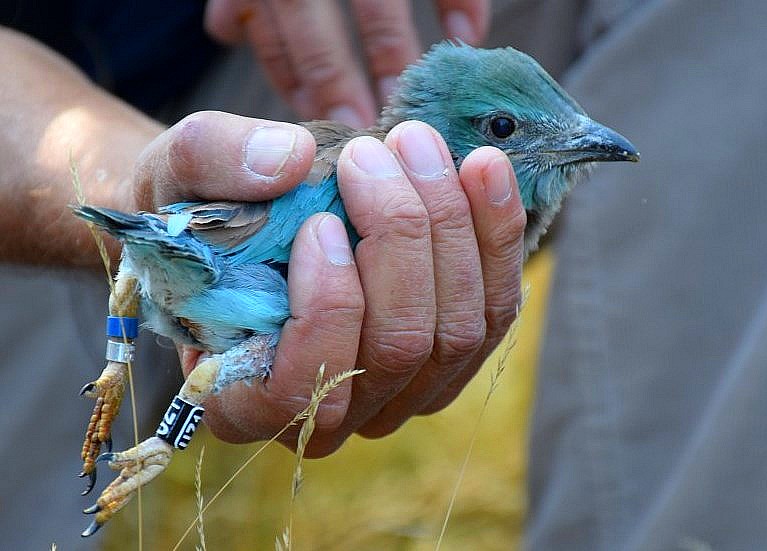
103 249 554 551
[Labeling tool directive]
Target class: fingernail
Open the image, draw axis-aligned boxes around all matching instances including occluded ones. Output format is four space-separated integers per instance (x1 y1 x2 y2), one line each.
327 105 366 129
378 76 399 103
245 126 296 178
444 10 477 44
484 157 512 206
397 123 447 178
318 215 353 266
350 136 401 178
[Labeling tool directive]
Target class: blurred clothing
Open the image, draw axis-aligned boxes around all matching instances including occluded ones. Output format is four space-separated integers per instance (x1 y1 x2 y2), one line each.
516 1 767 549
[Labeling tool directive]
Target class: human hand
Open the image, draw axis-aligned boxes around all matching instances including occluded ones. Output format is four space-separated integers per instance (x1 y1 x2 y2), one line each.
204 0 490 127
173 118 526 457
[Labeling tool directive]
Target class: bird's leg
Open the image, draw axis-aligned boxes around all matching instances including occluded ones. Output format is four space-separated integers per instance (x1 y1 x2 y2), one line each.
81 353 219 537
81 333 277 537
79 274 139 495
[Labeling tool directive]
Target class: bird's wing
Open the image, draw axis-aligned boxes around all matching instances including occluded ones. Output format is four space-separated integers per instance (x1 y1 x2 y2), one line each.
159 201 271 251
72 205 220 294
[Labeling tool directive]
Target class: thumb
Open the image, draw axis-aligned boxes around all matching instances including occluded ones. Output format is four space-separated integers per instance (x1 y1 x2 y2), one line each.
133 111 316 210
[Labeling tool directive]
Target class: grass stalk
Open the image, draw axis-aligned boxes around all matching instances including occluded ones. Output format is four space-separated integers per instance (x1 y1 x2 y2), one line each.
195 446 207 551
173 367 363 551
435 287 529 550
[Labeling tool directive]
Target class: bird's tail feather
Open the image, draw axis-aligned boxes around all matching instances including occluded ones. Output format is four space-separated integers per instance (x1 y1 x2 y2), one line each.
72 205 152 235
72 205 220 285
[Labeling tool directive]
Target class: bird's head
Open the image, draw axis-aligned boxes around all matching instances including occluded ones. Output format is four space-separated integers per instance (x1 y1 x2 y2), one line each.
379 41 639 252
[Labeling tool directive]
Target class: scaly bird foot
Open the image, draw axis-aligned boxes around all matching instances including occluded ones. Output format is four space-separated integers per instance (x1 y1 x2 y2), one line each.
79 361 127 495
78 338 272 536
80 356 214 536
81 436 173 537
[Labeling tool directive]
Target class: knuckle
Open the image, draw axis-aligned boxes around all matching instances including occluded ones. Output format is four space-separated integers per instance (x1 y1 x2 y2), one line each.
435 314 487 362
288 301 365 352
485 299 520 342
487 245 522 274
256 44 299 91
352 0 416 70
166 112 212 182
257 41 286 66
266 393 315 431
366 325 434 374
507 204 528 238
427 193 472 231
378 194 431 241
360 28 412 73
308 302 366 330
351 0 387 21
484 223 525 269
297 48 348 91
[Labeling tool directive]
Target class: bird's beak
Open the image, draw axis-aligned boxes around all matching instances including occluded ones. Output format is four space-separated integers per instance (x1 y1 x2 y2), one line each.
548 118 640 164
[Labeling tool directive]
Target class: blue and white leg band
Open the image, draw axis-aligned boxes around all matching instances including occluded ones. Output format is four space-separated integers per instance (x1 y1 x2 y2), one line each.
104 316 138 363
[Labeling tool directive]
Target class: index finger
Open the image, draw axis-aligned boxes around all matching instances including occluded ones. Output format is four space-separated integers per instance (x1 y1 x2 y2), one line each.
436 0 491 45
350 0 421 102
263 0 377 126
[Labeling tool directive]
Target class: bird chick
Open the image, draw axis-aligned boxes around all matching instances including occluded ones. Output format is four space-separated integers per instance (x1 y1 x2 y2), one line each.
73 41 638 536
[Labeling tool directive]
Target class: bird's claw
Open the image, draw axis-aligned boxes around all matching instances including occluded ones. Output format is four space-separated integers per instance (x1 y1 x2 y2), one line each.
96 452 115 464
81 436 174 537
81 518 103 538
78 469 98 496
79 361 128 494
83 503 101 514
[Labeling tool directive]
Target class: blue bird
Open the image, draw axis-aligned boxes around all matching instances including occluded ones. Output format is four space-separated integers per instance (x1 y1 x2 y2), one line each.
73 41 639 536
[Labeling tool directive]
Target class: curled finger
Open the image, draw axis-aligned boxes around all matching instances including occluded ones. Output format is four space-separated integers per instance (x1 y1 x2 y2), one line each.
359 121 485 437
309 135 436 454
265 0 376 126
421 146 526 414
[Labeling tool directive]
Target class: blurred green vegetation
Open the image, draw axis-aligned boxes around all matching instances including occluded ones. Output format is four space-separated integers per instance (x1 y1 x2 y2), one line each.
103 249 554 551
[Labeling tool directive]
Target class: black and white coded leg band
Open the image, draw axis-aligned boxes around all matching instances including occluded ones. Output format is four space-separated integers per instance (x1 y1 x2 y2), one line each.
156 396 205 450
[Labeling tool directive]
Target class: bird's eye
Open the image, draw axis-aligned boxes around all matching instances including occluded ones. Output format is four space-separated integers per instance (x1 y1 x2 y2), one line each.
490 116 516 139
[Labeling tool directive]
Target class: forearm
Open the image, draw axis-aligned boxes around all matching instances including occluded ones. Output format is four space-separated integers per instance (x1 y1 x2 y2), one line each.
0 27 164 267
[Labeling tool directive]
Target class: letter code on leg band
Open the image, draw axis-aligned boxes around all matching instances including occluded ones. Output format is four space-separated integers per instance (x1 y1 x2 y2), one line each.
156 396 204 449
